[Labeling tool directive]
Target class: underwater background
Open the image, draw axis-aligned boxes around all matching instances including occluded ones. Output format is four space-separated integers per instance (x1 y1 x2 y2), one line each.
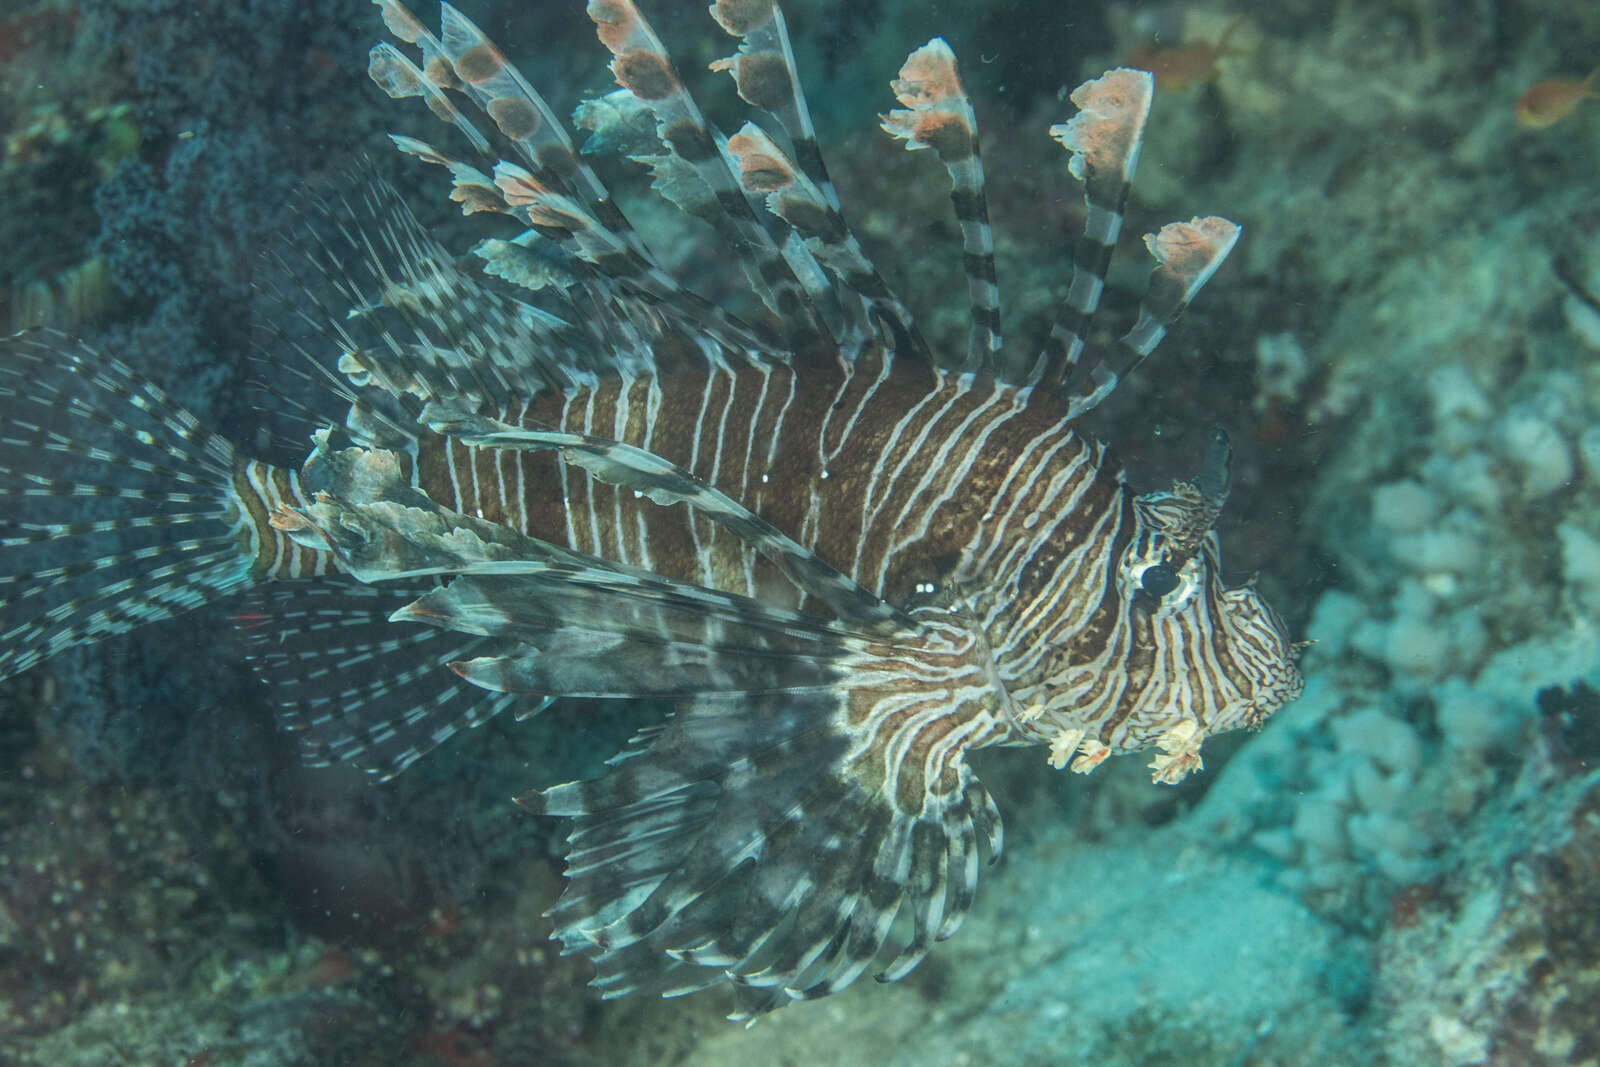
1 0 1597 1063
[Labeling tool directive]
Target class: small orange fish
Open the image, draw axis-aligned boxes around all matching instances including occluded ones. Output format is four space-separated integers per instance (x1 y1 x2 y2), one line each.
1126 16 1247 92
1515 66 1597 128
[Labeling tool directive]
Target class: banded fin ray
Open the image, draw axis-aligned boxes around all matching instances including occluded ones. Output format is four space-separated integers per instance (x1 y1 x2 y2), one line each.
397 570 867 697
240 580 534 779
583 0 832 350
708 0 842 214
1027 69 1242 416
380 131 699 340
370 0 779 363
1027 68 1155 388
371 0 656 266
1056 213 1242 419
0 331 258 680
709 0 893 348
519 678 1004 1022
723 123 927 360
881 39 1002 373
266 175 610 419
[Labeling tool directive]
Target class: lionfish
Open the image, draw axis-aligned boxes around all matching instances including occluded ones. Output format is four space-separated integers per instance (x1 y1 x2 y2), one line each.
0 0 1302 1020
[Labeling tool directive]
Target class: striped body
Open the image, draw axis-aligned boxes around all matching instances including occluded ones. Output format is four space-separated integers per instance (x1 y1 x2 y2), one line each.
406 348 1107 814
389 341 1290 793
232 459 336 582
416 349 1094 609
1 0 1304 1020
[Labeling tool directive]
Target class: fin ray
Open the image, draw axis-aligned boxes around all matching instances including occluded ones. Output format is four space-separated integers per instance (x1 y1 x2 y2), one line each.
1029 68 1154 388
0 331 257 680
241 580 536 779
881 39 1001 372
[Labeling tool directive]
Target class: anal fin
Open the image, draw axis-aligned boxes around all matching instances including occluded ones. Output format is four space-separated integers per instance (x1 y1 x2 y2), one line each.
240 579 538 779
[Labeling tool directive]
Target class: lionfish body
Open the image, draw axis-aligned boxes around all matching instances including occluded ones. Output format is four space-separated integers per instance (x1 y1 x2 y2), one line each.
0 0 1301 1019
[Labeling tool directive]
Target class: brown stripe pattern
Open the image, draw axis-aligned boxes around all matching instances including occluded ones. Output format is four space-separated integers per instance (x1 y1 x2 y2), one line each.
0 0 1310 1024
321 0 1308 1016
408 345 1297 770
232 460 336 581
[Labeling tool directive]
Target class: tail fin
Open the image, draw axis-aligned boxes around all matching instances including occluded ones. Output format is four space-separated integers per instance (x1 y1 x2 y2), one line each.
0 331 260 679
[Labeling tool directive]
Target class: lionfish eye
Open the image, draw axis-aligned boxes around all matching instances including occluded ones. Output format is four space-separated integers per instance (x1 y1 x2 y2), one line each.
1140 563 1181 598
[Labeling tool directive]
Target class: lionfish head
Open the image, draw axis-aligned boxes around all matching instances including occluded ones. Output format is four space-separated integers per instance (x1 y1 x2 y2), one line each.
1100 435 1299 767
1118 430 1304 742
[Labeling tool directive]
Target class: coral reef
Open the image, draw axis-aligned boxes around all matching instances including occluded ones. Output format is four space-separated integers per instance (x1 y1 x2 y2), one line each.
1375 685 1600 1066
